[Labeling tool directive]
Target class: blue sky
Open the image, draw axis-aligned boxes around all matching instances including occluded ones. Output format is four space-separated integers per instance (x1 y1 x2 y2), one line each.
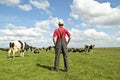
0 0 120 48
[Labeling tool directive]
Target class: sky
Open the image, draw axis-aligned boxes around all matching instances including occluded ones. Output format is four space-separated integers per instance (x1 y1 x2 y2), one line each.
0 0 120 48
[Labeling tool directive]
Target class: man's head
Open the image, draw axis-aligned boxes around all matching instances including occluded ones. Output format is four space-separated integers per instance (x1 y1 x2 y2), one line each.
58 21 64 26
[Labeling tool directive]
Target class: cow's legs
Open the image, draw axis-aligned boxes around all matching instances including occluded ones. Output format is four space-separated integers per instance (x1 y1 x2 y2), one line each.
20 50 24 57
13 51 16 58
22 52 24 57
20 52 23 57
8 49 12 58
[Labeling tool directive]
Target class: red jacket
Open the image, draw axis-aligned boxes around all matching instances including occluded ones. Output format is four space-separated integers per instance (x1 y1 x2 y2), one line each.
53 26 71 41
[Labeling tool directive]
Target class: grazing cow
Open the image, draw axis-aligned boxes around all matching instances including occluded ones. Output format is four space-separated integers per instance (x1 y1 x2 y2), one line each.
72 48 80 53
68 48 73 52
46 46 55 52
8 40 30 58
84 44 95 53
0 48 9 51
33 48 40 54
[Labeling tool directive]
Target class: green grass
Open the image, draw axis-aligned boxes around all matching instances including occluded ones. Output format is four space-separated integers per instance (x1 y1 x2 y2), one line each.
0 48 120 80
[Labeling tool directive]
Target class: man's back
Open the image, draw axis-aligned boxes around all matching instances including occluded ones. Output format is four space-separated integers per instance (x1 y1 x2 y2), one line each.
53 26 70 41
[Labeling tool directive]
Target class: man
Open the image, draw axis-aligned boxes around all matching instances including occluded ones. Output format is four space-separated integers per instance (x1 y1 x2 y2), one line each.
53 20 71 72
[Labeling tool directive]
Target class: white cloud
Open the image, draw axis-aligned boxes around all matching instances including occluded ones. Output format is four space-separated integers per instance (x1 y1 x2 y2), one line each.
81 23 93 29
30 0 49 10
5 23 48 37
35 17 63 30
35 20 51 30
29 0 50 14
67 18 80 29
18 4 32 11
71 28 110 41
0 0 20 6
115 31 120 41
116 31 120 37
70 0 120 28
69 28 114 47
6 23 26 30
0 23 43 38
0 0 32 11
0 17 64 48
0 29 14 36
0 24 45 47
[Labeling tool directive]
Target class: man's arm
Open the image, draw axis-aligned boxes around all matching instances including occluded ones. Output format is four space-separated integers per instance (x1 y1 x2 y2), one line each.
67 37 71 45
53 38 56 45
53 30 57 46
66 29 71 45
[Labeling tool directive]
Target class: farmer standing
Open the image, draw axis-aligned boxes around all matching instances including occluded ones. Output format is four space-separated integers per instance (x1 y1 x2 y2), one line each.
53 20 71 72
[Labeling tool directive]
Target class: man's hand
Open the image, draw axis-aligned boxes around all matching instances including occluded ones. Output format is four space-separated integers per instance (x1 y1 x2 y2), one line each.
53 38 56 46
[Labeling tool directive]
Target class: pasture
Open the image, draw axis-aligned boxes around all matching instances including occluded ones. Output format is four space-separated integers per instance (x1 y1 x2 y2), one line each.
0 48 120 80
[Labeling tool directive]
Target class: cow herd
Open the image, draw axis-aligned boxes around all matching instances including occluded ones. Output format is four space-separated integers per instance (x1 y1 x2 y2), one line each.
0 40 95 58
45 44 95 53
69 44 95 53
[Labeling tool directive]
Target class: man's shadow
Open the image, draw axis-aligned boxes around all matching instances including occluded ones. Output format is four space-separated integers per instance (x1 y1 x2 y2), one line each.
36 63 64 72
36 63 53 71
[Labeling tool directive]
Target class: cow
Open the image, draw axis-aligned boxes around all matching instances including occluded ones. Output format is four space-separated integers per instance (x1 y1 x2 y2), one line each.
84 44 95 53
33 48 40 54
7 40 30 58
46 46 55 52
72 48 80 53
0 48 9 51
70 48 84 53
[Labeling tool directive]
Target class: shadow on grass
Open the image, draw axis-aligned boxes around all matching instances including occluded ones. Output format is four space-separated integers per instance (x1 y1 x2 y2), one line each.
7 55 20 58
7 55 30 58
36 63 53 71
36 63 64 72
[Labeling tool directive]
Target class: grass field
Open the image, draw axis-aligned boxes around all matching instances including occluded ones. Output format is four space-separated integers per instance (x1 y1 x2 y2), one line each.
0 48 120 80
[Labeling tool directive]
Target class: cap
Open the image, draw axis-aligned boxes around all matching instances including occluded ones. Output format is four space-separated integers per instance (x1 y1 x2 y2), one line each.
58 21 64 25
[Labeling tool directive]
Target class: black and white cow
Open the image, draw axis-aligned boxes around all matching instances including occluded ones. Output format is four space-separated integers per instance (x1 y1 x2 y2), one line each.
46 46 55 52
33 48 40 54
84 44 95 53
8 40 30 58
